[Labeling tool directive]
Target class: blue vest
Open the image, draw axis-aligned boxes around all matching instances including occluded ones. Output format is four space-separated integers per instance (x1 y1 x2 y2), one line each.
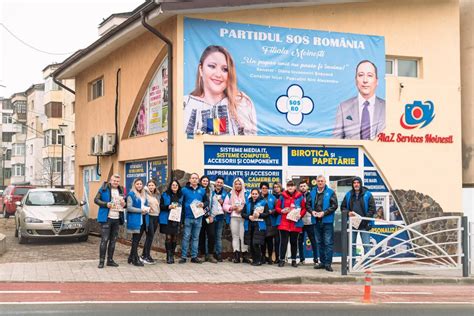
225 191 249 224
159 192 184 225
181 185 207 219
276 194 305 228
310 186 336 224
243 198 267 232
97 185 112 223
262 194 278 227
126 191 149 231
345 190 372 216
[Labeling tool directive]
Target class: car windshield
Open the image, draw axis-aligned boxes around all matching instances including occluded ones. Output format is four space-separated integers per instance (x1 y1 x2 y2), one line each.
25 191 78 206
14 188 31 196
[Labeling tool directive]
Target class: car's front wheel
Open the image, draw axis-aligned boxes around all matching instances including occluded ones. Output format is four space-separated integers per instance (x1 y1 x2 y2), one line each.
78 235 89 242
18 227 28 244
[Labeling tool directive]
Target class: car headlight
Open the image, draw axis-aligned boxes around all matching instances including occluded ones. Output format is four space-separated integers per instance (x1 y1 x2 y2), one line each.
25 217 43 223
70 215 88 223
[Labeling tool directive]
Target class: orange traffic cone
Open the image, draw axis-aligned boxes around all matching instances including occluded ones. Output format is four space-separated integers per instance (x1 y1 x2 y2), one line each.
362 270 372 303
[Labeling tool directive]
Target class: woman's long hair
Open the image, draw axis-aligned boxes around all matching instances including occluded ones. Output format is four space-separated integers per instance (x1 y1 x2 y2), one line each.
200 175 211 197
191 45 248 128
146 179 160 198
131 178 145 199
165 180 182 198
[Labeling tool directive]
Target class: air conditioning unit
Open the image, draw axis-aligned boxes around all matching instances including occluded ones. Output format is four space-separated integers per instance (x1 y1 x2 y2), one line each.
89 135 103 156
101 133 116 155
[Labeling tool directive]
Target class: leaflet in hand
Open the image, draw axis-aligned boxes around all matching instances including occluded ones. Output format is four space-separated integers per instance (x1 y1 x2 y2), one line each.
168 205 182 222
212 195 224 216
253 206 264 222
286 208 301 222
351 213 362 229
190 200 205 218
111 196 125 212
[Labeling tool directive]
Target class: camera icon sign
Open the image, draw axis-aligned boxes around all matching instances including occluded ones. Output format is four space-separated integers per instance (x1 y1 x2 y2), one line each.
400 100 435 129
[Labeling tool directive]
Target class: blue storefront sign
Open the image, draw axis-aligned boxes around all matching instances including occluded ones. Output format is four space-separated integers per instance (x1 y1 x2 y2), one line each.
288 146 359 166
125 158 167 193
364 170 388 192
204 144 282 166
204 169 282 190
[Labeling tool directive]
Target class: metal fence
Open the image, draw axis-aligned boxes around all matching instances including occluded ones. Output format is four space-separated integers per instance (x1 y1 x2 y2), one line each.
340 212 470 276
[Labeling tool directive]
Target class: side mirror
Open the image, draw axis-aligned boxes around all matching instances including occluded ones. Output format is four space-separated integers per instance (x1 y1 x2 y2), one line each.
15 201 22 207
80 201 86 206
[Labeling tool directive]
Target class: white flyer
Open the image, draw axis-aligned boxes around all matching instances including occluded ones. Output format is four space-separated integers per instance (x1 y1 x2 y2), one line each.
168 206 182 222
190 200 205 218
212 195 224 216
351 214 362 229
286 208 301 222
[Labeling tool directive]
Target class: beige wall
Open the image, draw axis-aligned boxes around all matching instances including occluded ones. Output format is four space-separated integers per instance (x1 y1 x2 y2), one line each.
74 17 177 217
174 0 462 212
74 0 463 218
461 0 474 186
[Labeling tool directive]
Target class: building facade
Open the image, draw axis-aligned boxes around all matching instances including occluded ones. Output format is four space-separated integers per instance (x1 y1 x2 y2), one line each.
10 92 27 184
0 97 14 188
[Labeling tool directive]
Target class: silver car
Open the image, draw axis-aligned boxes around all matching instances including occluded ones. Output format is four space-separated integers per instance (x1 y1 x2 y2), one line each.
15 189 89 244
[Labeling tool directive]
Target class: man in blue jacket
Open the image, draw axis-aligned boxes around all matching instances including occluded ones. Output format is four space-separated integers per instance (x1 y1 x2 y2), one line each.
341 176 376 268
94 174 126 269
179 173 209 264
212 176 229 262
306 175 338 272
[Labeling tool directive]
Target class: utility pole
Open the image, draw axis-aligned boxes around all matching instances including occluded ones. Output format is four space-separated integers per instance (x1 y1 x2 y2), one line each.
58 124 67 188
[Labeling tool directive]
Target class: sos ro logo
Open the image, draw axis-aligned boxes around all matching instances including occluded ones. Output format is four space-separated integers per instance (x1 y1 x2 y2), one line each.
400 100 435 129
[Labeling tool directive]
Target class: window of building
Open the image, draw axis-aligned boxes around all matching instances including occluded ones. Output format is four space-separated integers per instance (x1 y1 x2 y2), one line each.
4 168 11 178
29 166 33 176
44 102 62 118
5 149 11 160
43 157 62 173
72 101 75 114
12 164 25 176
44 77 60 92
89 77 104 100
12 144 25 157
2 132 14 142
30 144 34 154
44 129 59 146
2 114 12 124
2 99 13 110
386 57 419 78
13 101 27 114
30 100 34 111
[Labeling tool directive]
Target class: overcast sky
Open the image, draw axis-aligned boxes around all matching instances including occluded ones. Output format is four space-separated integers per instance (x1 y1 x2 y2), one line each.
0 0 144 97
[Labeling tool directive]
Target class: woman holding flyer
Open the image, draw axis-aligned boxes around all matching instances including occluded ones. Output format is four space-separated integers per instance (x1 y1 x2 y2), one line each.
241 188 269 266
275 180 306 267
223 178 251 264
141 180 160 264
198 176 217 263
126 178 150 267
160 180 183 264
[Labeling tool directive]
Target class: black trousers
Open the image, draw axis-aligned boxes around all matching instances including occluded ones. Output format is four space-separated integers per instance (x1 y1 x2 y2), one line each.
99 218 120 261
261 236 274 260
143 216 159 258
298 224 318 262
199 217 216 256
279 230 299 261
275 233 280 261
249 224 262 263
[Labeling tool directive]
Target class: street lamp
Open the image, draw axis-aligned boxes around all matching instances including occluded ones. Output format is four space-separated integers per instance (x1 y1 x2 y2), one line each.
58 124 68 188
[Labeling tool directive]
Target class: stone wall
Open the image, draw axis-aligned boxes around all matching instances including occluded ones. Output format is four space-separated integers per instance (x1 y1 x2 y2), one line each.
392 189 462 257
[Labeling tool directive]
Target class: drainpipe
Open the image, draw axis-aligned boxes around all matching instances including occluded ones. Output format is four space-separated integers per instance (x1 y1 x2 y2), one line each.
52 77 75 95
141 7 174 181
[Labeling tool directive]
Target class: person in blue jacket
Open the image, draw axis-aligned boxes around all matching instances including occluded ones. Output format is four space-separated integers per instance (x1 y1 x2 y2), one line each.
259 181 277 265
179 173 209 264
94 173 126 269
242 188 269 266
212 176 229 262
341 176 375 268
160 180 184 264
126 178 150 267
306 175 338 272
198 176 217 263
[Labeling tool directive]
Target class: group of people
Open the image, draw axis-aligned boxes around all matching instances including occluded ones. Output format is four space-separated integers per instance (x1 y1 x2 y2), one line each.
94 173 376 271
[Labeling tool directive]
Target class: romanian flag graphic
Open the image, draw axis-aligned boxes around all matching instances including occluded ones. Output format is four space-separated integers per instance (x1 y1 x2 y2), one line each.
206 118 227 135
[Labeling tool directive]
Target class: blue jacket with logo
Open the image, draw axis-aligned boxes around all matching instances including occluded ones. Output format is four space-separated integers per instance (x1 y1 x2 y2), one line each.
307 185 338 224
181 184 209 219
159 191 184 225
94 182 125 224
126 191 149 232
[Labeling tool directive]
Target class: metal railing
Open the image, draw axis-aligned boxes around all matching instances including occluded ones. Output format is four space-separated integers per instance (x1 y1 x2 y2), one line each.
341 211 470 276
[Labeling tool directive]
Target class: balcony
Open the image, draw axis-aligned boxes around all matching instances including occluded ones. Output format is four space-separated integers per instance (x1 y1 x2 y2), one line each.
42 145 62 159
11 133 26 144
10 155 25 165
12 112 26 122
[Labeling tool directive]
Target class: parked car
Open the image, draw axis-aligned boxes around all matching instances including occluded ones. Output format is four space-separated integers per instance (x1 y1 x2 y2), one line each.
2 185 35 218
15 188 89 244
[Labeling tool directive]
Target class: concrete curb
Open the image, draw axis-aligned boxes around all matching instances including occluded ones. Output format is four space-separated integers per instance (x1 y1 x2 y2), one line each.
257 275 474 285
0 233 6 255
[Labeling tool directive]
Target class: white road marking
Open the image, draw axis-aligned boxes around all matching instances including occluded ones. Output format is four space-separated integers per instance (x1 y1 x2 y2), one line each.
376 291 432 295
0 291 61 294
129 291 198 294
383 302 474 305
258 291 321 294
0 300 356 305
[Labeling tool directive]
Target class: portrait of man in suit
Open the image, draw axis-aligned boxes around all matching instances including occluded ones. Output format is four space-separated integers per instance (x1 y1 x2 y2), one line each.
333 60 386 140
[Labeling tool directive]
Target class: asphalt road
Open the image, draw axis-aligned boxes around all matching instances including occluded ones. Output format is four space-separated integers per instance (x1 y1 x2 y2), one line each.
0 303 473 316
